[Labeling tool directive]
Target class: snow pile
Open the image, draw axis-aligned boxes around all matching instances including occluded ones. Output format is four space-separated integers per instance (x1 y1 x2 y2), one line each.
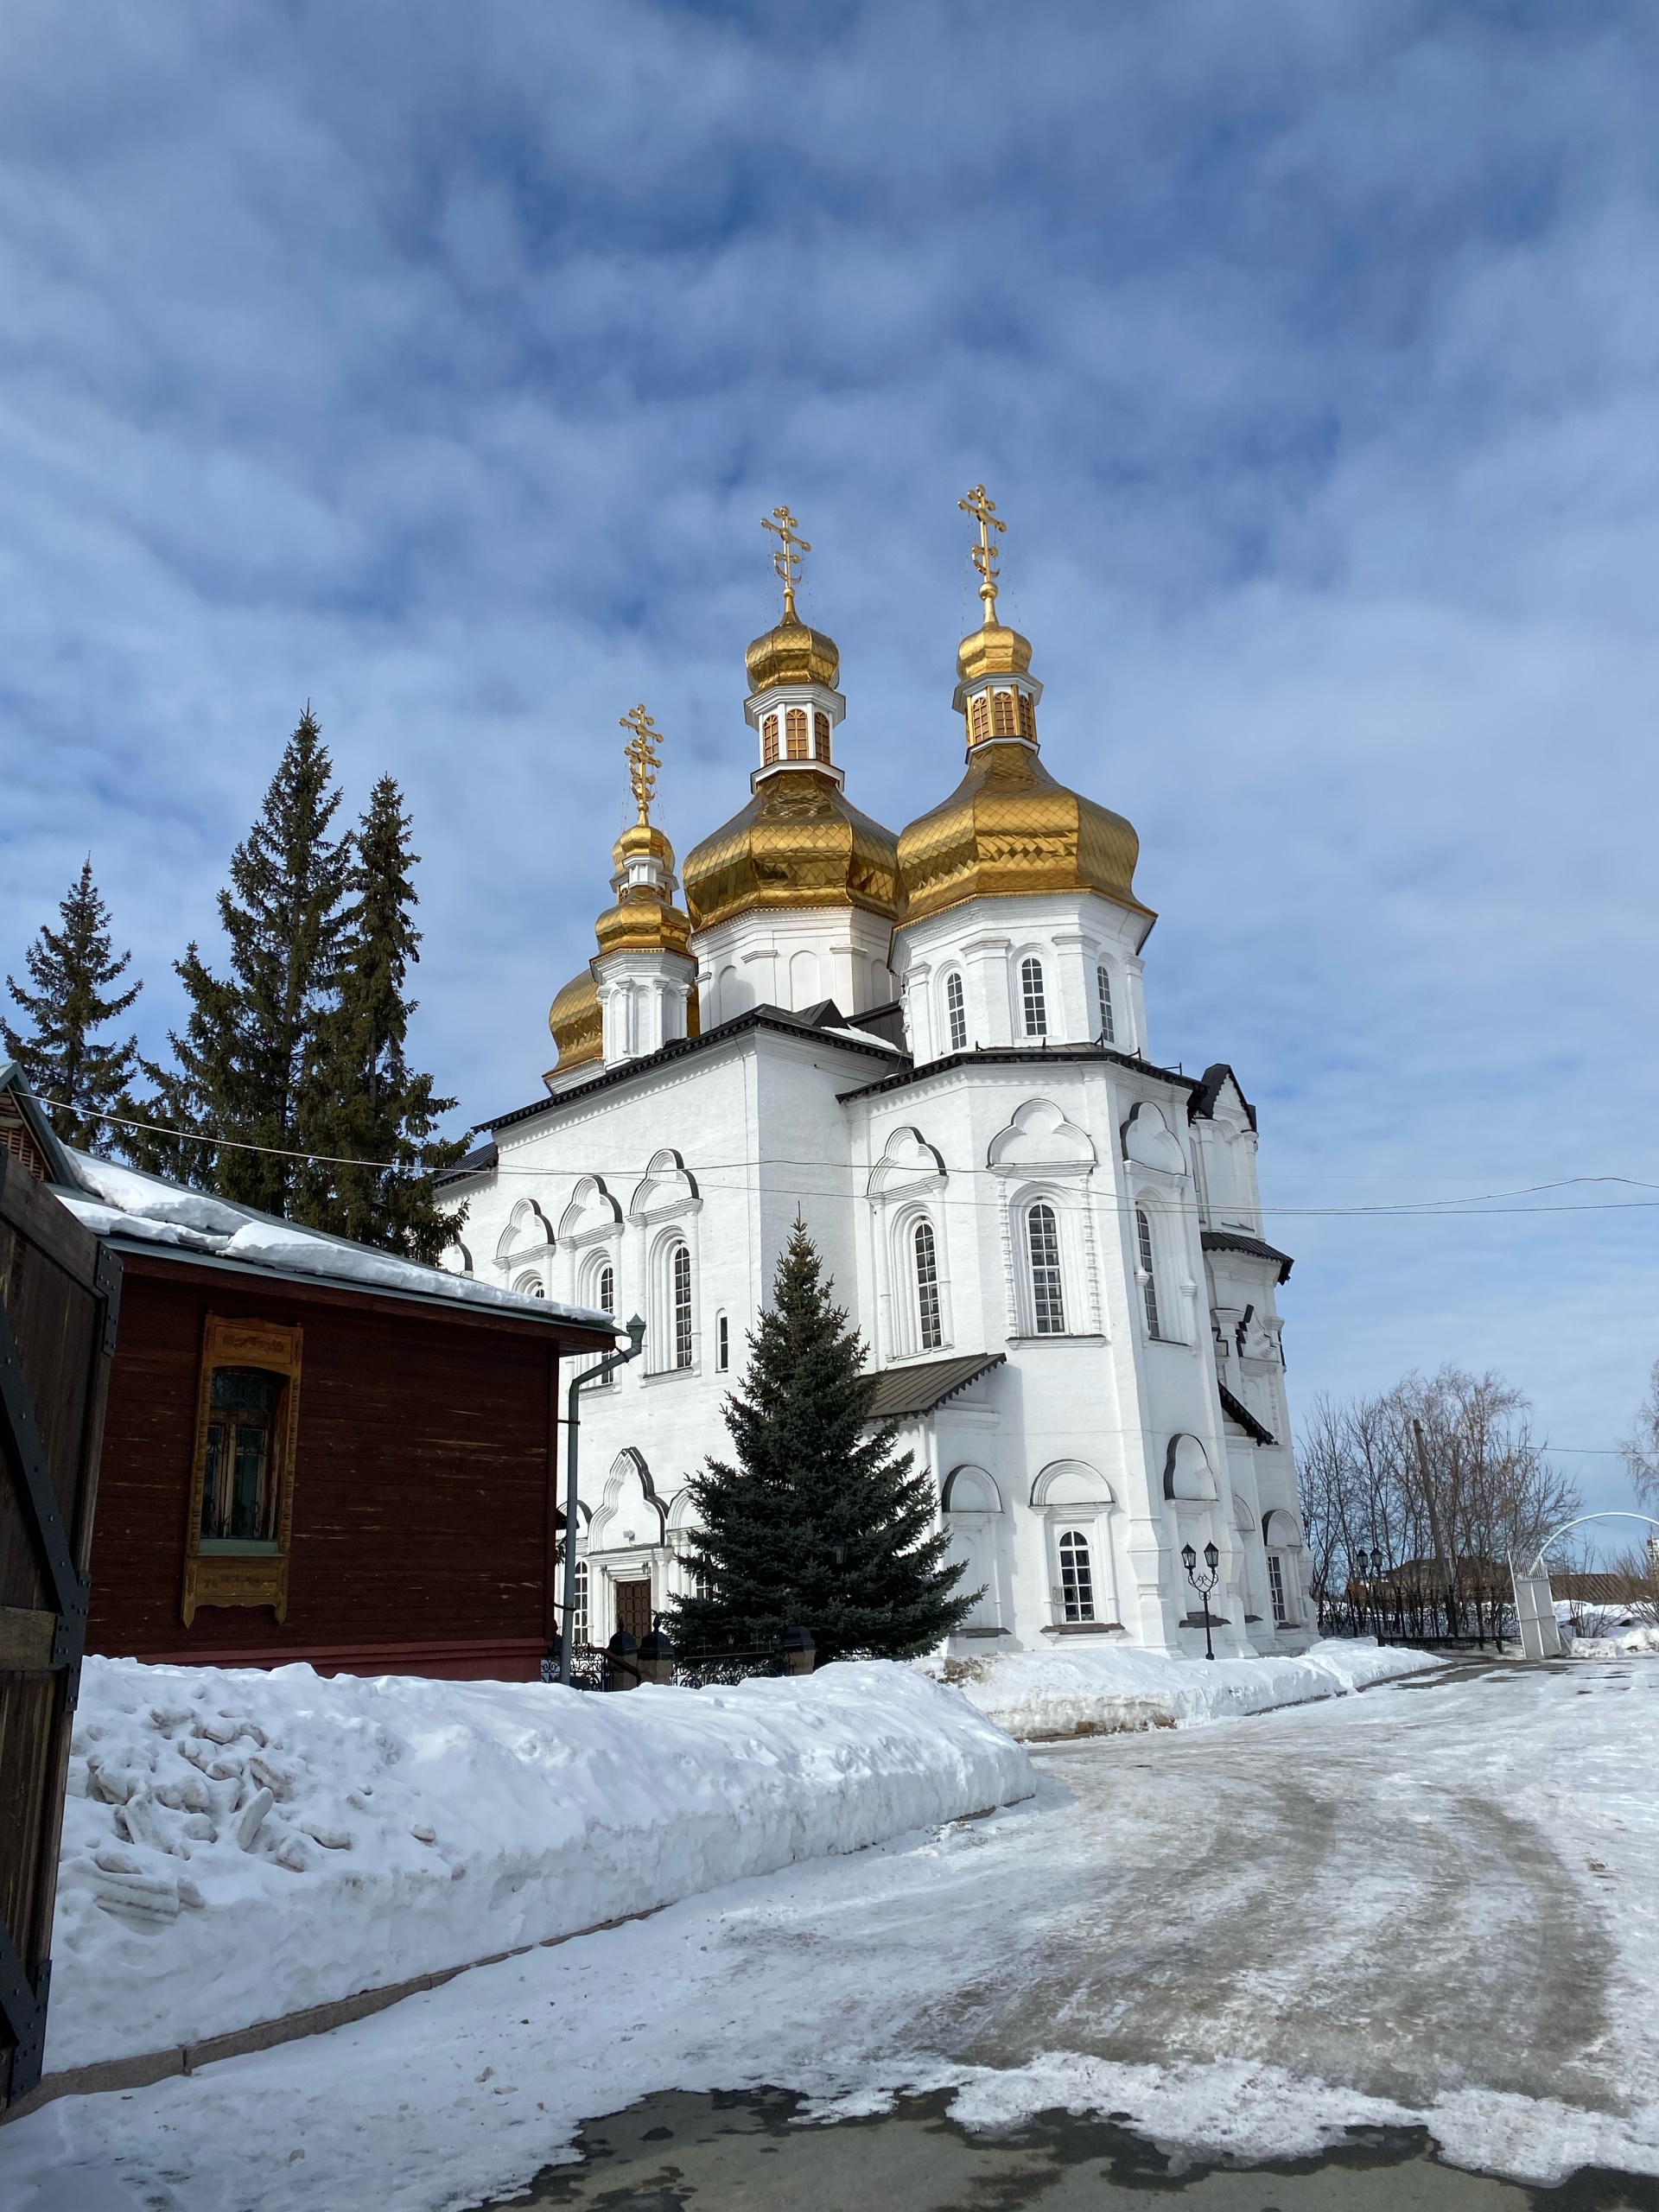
50 1656 1033 2072
1567 1623 1659 1656
919 1637 1443 1739
54 1149 609 1325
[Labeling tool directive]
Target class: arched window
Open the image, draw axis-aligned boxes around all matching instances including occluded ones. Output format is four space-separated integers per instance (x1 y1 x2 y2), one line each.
1020 957 1048 1039
596 1262 615 1315
1096 963 1116 1045
1135 1207 1161 1338
969 695 990 745
1267 1554 1289 1625
512 1272 545 1298
991 689 1016 736
671 1241 693 1368
813 710 831 760
571 1556 589 1648
1016 692 1036 741
944 971 967 1052
1058 1529 1096 1622
762 713 779 764
913 1219 943 1351
716 1312 729 1371
1027 1202 1065 1335
785 707 809 759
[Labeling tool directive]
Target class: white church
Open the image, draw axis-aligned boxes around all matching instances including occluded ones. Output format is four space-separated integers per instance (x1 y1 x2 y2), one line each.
439 493 1309 1661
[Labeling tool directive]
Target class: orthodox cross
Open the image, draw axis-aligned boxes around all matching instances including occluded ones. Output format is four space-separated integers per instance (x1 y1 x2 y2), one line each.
620 703 663 823
959 483 1006 625
763 505 810 620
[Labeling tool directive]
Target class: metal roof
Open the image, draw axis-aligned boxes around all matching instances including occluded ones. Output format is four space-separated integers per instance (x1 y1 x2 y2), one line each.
1201 1227 1294 1283
865 1351 1007 1421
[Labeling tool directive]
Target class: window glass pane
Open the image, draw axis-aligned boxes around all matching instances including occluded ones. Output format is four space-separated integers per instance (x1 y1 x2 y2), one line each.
1096 963 1115 1044
785 707 809 759
1268 1554 1288 1624
1027 1203 1065 1334
945 972 967 1052
573 1558 589 1646
1020 957 1047 1038
914 1220 943 1351
717 1313 729 1370
202 1367 283 1542
1058 1529 1096 1622
1136 1209 1160 1338
672 1243 693 1368
597 1263 614 1314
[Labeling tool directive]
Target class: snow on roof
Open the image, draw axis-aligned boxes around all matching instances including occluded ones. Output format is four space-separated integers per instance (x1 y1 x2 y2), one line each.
54 1150 615 1332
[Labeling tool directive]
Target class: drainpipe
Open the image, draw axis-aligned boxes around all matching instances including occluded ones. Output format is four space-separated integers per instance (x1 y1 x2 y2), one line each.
559 1314 645 1688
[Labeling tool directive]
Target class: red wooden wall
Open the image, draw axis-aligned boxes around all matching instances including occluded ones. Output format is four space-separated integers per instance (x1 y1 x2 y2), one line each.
84 1254 581 1681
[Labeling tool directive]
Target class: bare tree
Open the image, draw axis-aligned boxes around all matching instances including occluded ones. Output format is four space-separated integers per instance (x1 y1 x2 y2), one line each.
1622 1357 1659 1516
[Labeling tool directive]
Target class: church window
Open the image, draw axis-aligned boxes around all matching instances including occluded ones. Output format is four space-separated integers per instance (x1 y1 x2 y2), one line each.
762 714 780 764
785 708 809 759
596 1262 615 1315
1017 691 1036 741
512 1272 545 1298
571 1556 589 1648
716 1312 729 1371
969 695 990 745
813 710 830 760
1058 1529 1096 1622
944 971 967 1052
1268 1553 1289 1625
1027 1202 1065 1335
1020 957 1048 1039
991 690 1016 736
672 1241 694 1368
1096 963 1115 1045
1136 1207 1161 1338
913 1219 943 1351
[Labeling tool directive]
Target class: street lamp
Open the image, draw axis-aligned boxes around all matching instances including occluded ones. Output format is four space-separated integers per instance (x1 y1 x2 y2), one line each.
1181 1539 1221 1662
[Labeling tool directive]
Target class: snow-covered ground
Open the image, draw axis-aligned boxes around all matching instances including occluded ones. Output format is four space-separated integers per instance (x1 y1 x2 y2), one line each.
43 1656 1034 2070
8 1655 1656 2211
918 1633 1442 1739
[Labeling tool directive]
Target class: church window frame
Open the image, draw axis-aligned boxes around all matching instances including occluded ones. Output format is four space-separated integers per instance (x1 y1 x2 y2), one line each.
1026 1200 1066 1336
1056 1529 1096 1623
570 1554 590 1649
1135 1204 1164 1340
577 1254 620 1386
1096 963 1116 1046
762 713 780 764
512 1270 546 1298
943 969 968 1053
1016 690 1036 741
813 709 831 760
785 707 809 760
671 1240 694 1369
1019 957 1048 1039
991 689 1017 737
969 694 991 745
716 1310 730 1372
912 1217 944 1351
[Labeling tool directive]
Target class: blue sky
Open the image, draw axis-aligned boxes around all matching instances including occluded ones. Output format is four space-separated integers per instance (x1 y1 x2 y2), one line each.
6 1 1658 1548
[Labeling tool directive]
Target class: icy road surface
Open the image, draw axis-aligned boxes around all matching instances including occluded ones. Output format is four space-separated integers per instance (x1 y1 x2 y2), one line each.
7 1660 1657 2212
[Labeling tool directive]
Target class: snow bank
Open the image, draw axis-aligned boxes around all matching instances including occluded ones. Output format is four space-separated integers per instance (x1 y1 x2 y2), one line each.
918 1637 1444 1740
1566 1624 1659 1656
49 1656 1033 2072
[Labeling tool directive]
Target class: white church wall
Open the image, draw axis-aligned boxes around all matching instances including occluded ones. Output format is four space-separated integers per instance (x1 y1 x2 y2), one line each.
897 890 1150 1064
694 904 897 1025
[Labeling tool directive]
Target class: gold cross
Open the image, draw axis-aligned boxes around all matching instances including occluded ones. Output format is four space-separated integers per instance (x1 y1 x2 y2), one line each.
619 703 663 824
763 505 810 620
959 484 1006 624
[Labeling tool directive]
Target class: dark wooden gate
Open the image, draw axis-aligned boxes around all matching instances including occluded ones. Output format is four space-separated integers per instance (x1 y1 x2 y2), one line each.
614 1579 653 1645
0 1154 120 2108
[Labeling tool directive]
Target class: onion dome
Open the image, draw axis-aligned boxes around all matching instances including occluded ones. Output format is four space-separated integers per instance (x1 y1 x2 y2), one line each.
547 965 601 1073
897 739 1152 929
744 613 841 696
683 771 899 931
954 617 1033 690
593 822 694 961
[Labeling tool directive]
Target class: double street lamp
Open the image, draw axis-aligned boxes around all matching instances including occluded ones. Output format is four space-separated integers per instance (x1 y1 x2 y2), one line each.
1181 1540 1221 1662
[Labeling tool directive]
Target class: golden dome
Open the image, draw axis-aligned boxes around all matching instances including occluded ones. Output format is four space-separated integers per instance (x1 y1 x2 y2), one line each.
682 766 900 932
897 737 1154 930
956 620 1033 687
745 613 840 696
548 964 601 1073
593 822 694 960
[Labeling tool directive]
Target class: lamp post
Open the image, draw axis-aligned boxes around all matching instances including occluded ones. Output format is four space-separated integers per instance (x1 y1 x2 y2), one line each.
1181 1539 1221 1661
1352 1548 1372 1639
558 1315 645 1688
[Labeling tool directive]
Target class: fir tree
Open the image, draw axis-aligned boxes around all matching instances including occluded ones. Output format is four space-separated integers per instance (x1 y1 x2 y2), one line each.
3 858 143 1155
295 775 468 1260
135 709 352 1211
668 1221 974 1660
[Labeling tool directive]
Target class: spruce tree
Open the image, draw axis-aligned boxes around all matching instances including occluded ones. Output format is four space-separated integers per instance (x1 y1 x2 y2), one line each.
137 709 352 1211
295 775 468 1260
3 858 143 1155
668 1221 974 1660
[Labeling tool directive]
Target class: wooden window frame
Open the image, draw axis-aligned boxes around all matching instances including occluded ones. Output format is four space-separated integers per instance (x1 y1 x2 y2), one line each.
181 1313 302 1626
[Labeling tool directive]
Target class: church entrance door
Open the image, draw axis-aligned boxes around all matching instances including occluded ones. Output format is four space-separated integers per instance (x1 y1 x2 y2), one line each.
613 1578 653 1645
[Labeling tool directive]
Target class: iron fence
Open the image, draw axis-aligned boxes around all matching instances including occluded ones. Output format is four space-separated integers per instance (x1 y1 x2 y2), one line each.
1315 1573 1514 1651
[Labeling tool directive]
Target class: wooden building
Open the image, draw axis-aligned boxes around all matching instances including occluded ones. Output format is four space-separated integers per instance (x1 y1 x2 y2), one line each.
1 1070 618 1681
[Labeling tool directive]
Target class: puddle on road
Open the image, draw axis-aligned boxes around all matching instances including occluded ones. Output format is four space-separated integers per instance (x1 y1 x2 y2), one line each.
472 2087 1659 2211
